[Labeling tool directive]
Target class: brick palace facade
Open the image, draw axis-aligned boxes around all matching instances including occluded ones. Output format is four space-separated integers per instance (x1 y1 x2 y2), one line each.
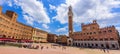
72 20 120 49
67 6 120 49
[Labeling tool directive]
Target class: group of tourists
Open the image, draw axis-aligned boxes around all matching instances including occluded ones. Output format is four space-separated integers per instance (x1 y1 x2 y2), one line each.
101 47 109 53
22 43 39 49
39 44 67 50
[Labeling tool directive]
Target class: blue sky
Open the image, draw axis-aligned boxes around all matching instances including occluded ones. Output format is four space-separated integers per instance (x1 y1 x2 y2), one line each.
0 0 120 35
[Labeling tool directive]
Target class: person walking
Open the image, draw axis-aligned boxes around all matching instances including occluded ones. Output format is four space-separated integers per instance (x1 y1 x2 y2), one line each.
103 47 106 53
41 46 44 50
46 46 48 49
106 48 109 53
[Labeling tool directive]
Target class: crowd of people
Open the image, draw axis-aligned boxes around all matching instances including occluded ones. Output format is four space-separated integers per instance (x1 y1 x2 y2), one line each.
39 44 67 50
21 43 67 51
21 43 111 54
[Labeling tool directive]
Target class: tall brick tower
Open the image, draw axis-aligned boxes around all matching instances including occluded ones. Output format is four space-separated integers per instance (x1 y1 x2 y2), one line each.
68 6 73 37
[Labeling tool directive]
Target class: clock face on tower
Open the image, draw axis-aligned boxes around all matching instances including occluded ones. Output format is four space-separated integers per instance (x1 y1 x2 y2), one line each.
69 30 71 33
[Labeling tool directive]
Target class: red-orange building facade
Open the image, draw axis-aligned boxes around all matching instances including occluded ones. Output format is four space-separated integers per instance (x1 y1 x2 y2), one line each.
72 20 120 49
57 35 68 45
47 33 57 43
0 6 48 42
67 6 120 49
0 6 33 40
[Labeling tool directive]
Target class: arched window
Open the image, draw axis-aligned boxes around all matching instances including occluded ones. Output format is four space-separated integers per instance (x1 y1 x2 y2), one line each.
95 44 98 47
85 43 87 46
101 44 104 47
76 43 77 46
112 44 115 48
78 43 80 46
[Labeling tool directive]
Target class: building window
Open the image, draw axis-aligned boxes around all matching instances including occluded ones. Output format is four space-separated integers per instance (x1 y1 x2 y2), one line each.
91 39 93 41
94 32 96 34
100 39 103 41
112 44 115 48
84 33 85 35
85 43 87 46
11 28 13 29
87 39 89 41
101 44 104 47
99 31 102 34
95 44 98 47
78 43 80 46
76 43 77 46
90 32 92 35
104 38 108 41
103 31 106 33
81 33 82 35
110 38 114 40
81 43 83 46
81 39 83 41
95 39 97 41
92 44 94 46
73 43 75 46
87 33 89 35
108 30 112 32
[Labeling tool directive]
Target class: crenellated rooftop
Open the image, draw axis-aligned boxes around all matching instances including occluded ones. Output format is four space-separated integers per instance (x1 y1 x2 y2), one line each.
81 20 98 27
100 25 115 30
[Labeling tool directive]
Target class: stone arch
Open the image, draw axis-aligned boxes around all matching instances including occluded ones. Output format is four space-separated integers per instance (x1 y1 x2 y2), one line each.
112 44 115 48
78 43 80 46
12 36 14 39
3 35 6 38
106 44 109 49
101 44 104 48
75 43 77 46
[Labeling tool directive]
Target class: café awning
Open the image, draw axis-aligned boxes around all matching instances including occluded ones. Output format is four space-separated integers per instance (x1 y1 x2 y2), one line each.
0 38 16 42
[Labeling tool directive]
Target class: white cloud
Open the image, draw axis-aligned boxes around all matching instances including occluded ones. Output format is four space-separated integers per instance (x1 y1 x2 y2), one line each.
56 27 68 35
42 24 49 29
0 0 13 6
53 0 120 25
56 27 66 32
35 26 50 32
0 0 5 5
13 0 50 25
7 1 12 7
116 27 120 35
35 27 41 30
116 27 120 31
44 29 50 33
53 4 68 24
56 26 68 32
23 15 34 25
49 4 56 10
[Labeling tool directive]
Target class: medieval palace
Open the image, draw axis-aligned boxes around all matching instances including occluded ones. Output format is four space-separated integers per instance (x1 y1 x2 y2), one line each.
67 6 120 49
